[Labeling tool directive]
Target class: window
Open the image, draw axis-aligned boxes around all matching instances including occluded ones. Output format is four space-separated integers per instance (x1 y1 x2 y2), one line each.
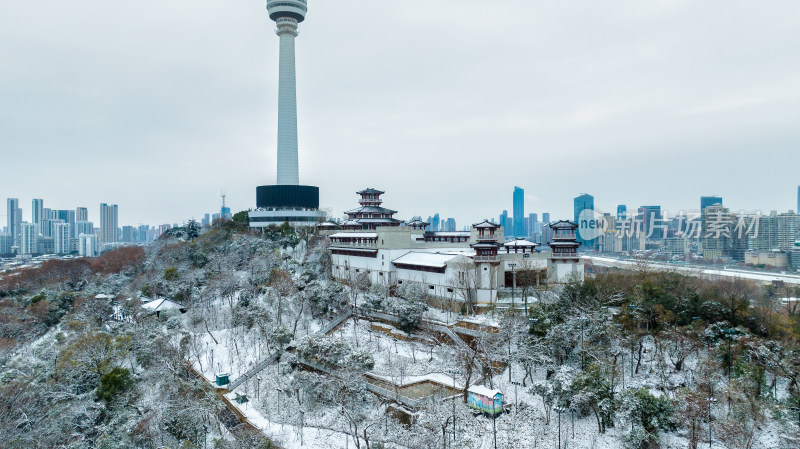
379 272 384 276
447 288 454 293
355 269 360 273
429 285 435 290
398 280 403 284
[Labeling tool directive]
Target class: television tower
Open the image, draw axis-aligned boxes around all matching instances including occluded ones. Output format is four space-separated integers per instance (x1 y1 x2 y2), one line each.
250 1 324 228
268 0 307 185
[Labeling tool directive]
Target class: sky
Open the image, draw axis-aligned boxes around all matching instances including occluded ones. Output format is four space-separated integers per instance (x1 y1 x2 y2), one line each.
1 0 799 228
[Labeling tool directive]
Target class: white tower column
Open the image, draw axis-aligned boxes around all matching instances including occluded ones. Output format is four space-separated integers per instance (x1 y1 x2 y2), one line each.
276 18 300 185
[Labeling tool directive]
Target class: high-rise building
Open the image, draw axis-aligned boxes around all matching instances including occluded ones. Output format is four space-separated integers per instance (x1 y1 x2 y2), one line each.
122 226 136 243
702 204 732 261
56 210 76 238
574 194 594 245
250 0 325 228
76 207 88 222
0 233 13 254
40 218 64 238
7 198 20 246
99 203 119 244
749 211 799 253
513 186 525 238
53 222 72 254
75 221 94 238
700 196 723 245
431 214 441 233
639 205 664 240
32 199 44 225
542 213 550 224
499 210 509 235
79 233 99 257
701 196 723 212
797 186 799 214
138 225 150 243
19 222 38 255
38 237 54 255
617 205 627 221
42 208 53 221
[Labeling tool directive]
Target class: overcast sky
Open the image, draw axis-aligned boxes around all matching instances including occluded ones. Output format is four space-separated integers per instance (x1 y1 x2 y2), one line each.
2 0 799 228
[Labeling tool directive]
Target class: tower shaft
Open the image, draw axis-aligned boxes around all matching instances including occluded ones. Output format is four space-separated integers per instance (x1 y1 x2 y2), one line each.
276 19 300 185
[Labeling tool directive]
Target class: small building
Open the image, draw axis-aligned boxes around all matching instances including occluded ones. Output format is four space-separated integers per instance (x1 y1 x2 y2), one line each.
467 385 503 415
141 298 187 317
745 250 789 268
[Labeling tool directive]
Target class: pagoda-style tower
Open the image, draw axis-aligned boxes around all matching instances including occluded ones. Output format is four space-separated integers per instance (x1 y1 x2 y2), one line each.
471 220 503 262
470 220 504 304
344 188 404 230
548 220 581 262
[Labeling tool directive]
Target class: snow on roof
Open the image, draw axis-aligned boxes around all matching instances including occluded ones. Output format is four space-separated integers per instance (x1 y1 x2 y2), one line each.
393 252 462 268
468 385 502 398
504 239 538 247
431 232 471 237
94 294 111 299
141 298 183 312
329 232 378 239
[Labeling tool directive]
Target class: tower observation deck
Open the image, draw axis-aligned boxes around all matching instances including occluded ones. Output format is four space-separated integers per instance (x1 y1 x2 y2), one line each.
250 0 325 228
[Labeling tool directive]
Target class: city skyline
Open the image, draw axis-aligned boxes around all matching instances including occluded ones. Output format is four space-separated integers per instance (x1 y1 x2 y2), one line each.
1 1 799 227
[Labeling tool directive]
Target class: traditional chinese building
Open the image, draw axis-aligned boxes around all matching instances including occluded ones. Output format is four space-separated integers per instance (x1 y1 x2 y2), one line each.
547 220 584 282
343 188 405 230
327 188 584 310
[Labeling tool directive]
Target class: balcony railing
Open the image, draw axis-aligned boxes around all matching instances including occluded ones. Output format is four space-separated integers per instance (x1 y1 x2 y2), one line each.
330 241 377 248
473 255 498 262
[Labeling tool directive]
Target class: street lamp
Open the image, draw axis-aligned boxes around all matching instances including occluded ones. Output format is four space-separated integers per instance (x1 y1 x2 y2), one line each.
577 316 587 369
510 381 521 412
509 263 517 312
276 388 284 430
554 406 567 449
445 368 458 441
299 409 305 446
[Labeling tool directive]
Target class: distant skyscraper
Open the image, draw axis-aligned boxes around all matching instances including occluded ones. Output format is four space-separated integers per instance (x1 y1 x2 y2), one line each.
700 196 723 211
617 205 627 221
542 213 550 224
138 225 150 243
0 233 12 255
796 185 799 213
76 207 88 222
79 233 99 257
7 198 20 246
56 210 76 237
528 213 539 239
639 205 664 240
122 226 136 243
19 222 38 255
500 210 509 234
40 218 64 238
513 186 525 238
75 221 94 238
700 196 723 240
32 199 44 225
53 222 72 254
99 203 119 244
574 194 594 245
431 214 441 233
